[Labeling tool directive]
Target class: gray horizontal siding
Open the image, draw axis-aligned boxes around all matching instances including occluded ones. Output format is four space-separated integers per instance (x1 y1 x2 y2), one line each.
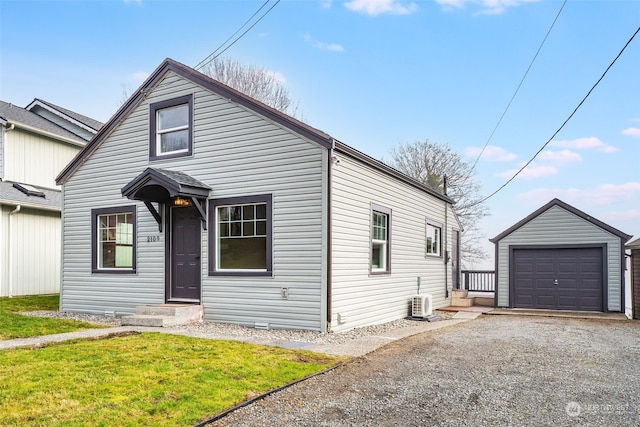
330 154 455 332
495 205 624 311
61 71 327 330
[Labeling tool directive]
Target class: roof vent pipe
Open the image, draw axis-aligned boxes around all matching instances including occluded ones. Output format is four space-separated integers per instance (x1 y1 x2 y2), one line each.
443 174 448 196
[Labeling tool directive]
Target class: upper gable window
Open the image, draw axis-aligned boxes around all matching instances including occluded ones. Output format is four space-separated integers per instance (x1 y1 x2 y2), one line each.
149 95 193 160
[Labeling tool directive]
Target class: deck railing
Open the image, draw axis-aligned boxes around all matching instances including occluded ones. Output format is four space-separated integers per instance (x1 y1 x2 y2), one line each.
461 270 495 292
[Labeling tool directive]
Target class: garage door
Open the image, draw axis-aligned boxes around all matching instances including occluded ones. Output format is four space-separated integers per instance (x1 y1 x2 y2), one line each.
512 247 603 311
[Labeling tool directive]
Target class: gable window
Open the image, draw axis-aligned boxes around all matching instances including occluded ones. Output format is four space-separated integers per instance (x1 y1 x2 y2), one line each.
371 204 391 274
149 95 193 160
91 206 136 273
208 195 272 276
426 220 442 257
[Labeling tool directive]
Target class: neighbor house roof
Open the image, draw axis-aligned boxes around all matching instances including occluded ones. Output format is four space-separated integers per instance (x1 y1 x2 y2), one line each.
0 100 87 146
26 98 104 133
626 237 640 250
490 198 632 243
0 180 61 211
55 58 454 205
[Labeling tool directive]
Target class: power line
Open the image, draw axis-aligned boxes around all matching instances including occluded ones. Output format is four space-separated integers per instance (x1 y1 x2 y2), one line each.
465 0 567 180
473 25 640 207
194 0 281 71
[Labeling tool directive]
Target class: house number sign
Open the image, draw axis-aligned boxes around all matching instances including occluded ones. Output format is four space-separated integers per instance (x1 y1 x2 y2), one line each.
147 236 161 242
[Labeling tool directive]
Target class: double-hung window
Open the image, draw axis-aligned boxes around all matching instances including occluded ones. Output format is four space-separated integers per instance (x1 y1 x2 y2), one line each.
91 206 136 273
371 204 391 273
209 195 272 276
426 220 442 257
149 95 193 159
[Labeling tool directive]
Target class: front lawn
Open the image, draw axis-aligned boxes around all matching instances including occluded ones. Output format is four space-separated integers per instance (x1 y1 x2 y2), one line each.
0 295 105 340
0 332 345 426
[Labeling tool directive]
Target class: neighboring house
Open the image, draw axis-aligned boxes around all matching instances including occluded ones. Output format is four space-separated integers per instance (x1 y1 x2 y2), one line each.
490 198 631 313
0 100 102 297
55 58 462 332
626 237 640 319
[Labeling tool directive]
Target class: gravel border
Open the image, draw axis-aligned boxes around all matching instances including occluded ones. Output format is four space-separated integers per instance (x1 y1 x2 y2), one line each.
21 310 454 346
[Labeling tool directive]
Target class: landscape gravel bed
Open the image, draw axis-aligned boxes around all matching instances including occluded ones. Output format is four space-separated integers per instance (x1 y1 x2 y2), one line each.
22 310 454 346
205 315 640 427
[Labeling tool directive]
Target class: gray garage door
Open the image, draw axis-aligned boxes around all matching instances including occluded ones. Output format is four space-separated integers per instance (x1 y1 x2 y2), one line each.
512 247 603 311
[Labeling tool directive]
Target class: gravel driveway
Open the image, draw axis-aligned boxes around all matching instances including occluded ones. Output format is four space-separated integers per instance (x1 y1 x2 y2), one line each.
207 315 640 427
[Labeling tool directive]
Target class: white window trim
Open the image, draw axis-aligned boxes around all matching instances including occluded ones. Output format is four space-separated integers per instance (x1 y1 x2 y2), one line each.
371 204 391 274
426 219 443 257
215 202 268 273
156 104 189 156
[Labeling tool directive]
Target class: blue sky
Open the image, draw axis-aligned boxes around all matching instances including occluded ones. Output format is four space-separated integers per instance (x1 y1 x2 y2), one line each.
1 0 639 266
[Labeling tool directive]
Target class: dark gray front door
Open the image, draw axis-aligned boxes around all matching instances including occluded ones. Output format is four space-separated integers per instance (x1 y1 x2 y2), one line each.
170 206 201 301
512 247 603 311
452 230 460 289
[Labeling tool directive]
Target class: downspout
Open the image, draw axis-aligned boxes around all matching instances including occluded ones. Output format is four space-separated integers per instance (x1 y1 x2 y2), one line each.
326 140 334 332
8 205 21 298
443 175 449 299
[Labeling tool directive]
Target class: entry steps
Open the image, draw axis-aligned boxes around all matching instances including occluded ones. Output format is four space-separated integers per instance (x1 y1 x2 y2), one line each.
121 304 203 327
451 290 494 308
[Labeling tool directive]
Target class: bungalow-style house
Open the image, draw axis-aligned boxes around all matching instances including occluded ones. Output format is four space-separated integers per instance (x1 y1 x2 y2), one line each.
490 198 631 313
56 58 461 332
0 99 102 297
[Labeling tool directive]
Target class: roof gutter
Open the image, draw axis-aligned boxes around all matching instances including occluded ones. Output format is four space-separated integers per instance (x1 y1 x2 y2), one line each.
6 120 86 147
0 199 61 213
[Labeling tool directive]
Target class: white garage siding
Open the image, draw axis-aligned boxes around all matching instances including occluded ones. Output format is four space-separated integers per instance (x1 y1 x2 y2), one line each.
494 204 625 311
330 153 456 332
61 70 327 330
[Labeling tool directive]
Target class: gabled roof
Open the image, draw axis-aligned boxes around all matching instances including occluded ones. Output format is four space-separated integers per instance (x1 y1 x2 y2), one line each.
55 58 453 204
0 100 87 145
26 98 104 133
121 167 211 202
490 198 632 243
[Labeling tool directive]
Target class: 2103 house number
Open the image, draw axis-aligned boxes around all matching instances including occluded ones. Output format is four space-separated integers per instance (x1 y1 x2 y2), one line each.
147 236 161 242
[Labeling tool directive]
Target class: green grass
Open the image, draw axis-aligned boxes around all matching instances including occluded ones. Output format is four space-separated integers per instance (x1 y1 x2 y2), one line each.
0 332 346 426
0 295 104 340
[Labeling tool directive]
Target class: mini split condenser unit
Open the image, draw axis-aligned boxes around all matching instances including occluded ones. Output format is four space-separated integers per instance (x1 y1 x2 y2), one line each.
412 294 433 318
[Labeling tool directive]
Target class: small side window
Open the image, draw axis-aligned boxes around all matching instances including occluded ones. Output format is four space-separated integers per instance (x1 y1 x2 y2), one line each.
149 95 193 160
426 221 442 257
371 204 391 274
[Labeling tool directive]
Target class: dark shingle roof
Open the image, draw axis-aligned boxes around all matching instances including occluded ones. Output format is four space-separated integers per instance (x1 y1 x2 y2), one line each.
29 98 104 131
0 100 86 143
0 180 61 210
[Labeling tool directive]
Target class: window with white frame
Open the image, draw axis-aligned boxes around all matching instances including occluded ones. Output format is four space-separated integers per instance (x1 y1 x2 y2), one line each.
426 221 442 256
208 195 272 275
91 206 136 273
371 205 391 273
149 95 193 159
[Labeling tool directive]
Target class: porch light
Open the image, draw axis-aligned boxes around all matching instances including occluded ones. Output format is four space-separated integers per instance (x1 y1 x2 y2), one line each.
173 197 192 207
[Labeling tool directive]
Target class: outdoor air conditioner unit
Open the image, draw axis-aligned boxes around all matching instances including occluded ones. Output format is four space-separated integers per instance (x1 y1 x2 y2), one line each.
412 294 433 318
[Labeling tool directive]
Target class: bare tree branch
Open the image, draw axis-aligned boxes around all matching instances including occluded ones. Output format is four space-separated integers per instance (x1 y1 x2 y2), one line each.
388 140 490 266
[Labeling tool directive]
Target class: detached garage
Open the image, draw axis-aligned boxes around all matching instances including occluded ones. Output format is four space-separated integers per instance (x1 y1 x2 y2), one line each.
490 199 631 312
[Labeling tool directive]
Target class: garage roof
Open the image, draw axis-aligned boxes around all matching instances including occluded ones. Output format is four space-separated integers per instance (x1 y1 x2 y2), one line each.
490 198 632 243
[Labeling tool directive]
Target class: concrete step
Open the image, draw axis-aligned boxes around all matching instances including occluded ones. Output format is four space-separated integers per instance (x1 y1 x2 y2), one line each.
475 297 495 307
122 304 203 327
451 296 475 307
451 290 469 299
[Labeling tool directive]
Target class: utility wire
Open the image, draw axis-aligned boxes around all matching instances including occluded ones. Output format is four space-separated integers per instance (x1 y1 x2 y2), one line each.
194 0 280 71
465 0 567 180
472 25 640 207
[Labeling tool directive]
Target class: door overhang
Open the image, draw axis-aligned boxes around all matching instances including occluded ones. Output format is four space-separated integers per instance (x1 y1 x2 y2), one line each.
121 167 211 231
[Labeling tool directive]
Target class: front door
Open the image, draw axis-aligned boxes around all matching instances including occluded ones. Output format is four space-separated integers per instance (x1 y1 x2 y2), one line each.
452 230 460 289
169 206 201 301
